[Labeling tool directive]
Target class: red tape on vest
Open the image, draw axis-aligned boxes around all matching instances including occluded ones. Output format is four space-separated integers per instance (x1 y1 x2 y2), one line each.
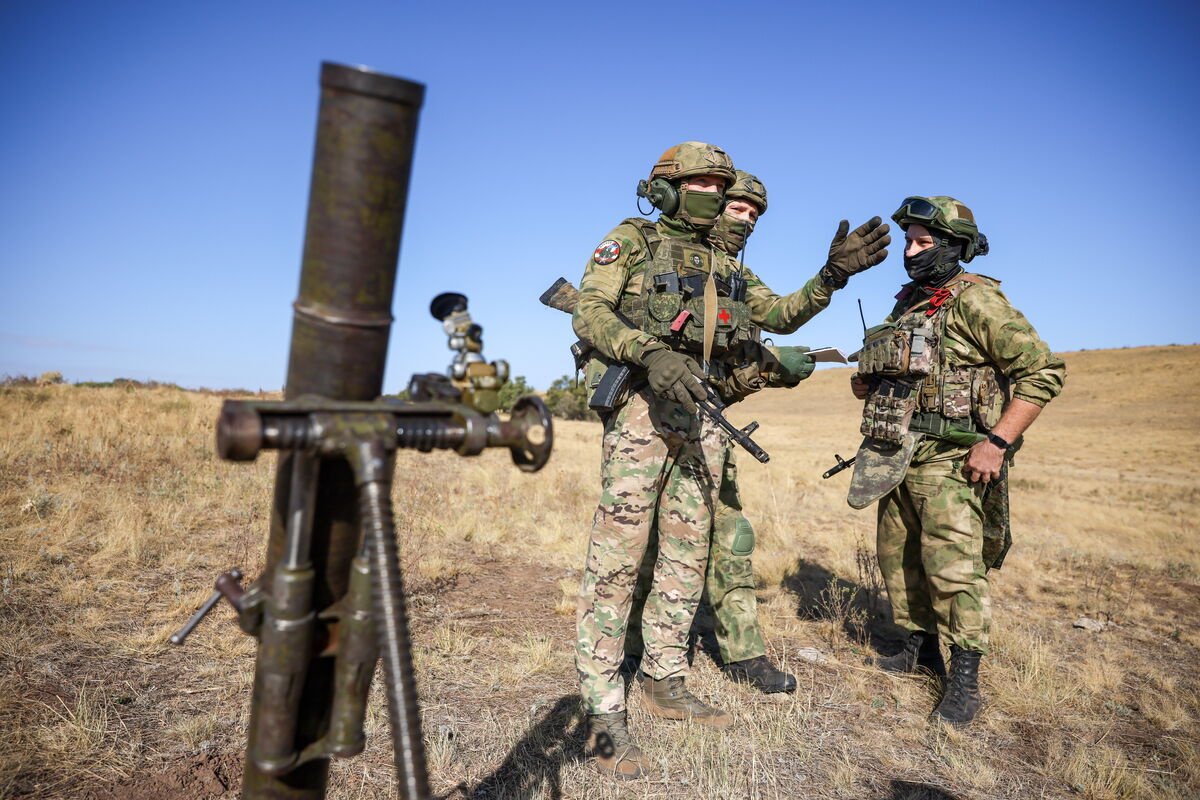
925 287 953 317
670 310 693 332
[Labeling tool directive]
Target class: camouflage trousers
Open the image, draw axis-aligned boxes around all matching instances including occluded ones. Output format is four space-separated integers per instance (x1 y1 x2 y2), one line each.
876 452 992 653
576 389 727 714
627 452 766 665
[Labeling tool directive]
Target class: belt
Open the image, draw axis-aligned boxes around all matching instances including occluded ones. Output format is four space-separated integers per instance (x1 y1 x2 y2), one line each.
909 412 983 447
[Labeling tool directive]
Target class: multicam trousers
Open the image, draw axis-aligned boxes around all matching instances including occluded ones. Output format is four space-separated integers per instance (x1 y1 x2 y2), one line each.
576 389 727 714
876 451 992 653
626 452 766 665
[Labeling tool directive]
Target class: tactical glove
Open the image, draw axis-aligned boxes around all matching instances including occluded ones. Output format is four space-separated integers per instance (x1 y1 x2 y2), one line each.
642 347 706 413
774 346 815 385
820 217 891 288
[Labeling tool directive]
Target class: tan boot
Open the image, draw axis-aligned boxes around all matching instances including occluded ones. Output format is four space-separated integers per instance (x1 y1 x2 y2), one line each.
641 675 732 729
586 712 651 780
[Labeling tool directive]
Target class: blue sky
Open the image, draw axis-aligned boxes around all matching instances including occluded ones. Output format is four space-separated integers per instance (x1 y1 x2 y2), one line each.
2 1 1198 391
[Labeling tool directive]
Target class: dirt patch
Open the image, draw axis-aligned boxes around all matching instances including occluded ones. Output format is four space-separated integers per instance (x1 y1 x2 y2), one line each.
79 753 241 800
72 549 572 800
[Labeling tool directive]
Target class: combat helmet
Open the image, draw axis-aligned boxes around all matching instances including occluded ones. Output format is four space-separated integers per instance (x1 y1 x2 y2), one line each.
725 170 768 216
648 141 736 186
637 142 736 227
891 195 986 262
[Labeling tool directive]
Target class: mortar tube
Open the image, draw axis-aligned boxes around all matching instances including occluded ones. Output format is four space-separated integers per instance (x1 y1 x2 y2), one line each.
243 61 424 800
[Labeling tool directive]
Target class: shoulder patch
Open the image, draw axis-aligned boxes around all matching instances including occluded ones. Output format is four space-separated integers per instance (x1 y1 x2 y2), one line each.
592 239 621 265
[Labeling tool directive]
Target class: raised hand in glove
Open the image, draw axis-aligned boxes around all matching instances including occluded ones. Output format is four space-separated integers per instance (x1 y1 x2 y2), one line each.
820 217 891 288
642 347 707 414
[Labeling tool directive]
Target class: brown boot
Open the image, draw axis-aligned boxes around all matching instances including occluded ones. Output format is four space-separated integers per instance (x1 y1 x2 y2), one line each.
586 712 651 780
641 676 732 729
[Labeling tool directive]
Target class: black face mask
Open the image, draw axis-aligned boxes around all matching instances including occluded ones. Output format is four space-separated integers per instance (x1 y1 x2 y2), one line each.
904 236 964 285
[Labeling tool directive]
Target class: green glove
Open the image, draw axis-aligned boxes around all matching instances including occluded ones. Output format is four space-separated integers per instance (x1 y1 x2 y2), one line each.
642 347 706 413
820 217 891 288
774 345 815 384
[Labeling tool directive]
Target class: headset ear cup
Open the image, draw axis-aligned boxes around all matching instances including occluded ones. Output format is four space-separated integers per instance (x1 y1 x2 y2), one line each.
648 178 678 216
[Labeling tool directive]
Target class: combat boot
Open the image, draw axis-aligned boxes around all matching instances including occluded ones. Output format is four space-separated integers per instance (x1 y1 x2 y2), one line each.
721 655 797 694
641 675 732 729
876 631 947 679
586 711 651 780
931 645 983 726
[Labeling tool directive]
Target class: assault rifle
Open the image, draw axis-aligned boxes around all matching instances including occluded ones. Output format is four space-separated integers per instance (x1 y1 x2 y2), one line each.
168 63 552 800
539 276 770 463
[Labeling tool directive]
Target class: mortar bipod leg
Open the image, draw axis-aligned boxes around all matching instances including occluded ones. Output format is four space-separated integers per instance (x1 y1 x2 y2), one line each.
350 439 430 800
325 551 377 758
249 452 319 775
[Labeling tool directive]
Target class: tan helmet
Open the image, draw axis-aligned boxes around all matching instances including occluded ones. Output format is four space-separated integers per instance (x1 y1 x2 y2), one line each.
648 141 736 186
725 170 767 216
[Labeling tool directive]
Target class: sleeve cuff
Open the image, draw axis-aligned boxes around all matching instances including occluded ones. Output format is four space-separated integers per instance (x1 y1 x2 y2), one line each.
1011 388 1051 408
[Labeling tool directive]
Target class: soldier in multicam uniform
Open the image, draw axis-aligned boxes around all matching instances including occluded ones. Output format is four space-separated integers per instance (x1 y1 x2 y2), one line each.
624 171 813 696
847 195 1065 726
575 142 889 779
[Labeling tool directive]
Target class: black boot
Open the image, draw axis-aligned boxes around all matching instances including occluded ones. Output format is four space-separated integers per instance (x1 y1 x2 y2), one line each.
876 631 947 678
722 655 797 694
932 645 982 726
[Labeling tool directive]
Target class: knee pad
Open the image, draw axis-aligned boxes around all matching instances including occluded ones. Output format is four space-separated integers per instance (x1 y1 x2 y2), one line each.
730 515 755 557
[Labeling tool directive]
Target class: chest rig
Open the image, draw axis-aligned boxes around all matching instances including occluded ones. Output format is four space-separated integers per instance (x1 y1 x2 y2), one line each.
857 275 1005 446
615 219 754 360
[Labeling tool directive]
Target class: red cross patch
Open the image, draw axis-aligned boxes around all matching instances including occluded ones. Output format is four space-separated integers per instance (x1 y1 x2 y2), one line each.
717 308 732 324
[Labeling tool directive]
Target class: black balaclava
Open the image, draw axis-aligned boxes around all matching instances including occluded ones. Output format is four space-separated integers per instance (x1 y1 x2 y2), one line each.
904 229 964 286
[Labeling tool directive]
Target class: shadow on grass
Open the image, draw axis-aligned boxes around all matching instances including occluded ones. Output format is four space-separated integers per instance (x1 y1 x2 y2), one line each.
782 556 902 655
886 778 962 799
456 694 586 800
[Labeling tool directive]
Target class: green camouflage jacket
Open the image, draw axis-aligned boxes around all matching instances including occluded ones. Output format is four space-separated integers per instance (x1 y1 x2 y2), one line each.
886 274 1065 408
573 217 834 367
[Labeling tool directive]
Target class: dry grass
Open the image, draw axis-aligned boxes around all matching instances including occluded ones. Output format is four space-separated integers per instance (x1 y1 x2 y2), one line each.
1 345 1198 798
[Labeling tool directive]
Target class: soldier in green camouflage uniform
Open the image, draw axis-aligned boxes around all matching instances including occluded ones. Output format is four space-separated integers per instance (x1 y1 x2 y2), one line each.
576 143 890 779
847 196 1065 726
624 171 809 695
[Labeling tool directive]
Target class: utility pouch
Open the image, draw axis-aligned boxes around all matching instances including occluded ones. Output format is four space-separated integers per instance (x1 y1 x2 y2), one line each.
971 367 1004 430
645 280 683 332
906 326 935 376
940 367 972 419
860 379 918 445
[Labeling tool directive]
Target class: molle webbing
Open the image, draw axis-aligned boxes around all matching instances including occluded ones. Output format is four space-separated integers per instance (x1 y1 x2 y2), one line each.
616 219 754 359
611 218 661 326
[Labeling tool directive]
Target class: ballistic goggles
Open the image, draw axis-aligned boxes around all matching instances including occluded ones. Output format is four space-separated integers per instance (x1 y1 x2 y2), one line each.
893 197 941 224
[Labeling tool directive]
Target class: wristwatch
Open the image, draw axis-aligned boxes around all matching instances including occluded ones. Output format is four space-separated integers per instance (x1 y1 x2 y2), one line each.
985 432 1012 450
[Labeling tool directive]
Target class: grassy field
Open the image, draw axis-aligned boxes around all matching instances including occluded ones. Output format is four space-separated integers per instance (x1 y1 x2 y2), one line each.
1 345 1198 799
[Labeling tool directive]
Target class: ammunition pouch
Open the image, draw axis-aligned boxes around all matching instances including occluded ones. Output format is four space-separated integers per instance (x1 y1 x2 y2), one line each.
860 379 918 445
858 323 934 378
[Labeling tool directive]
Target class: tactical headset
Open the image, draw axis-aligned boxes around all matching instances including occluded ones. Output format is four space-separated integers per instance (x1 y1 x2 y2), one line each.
636 177 680 217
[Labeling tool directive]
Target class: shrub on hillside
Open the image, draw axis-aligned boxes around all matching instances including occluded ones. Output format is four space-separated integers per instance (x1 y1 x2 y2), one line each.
497 375 532 411
545 374 597 421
